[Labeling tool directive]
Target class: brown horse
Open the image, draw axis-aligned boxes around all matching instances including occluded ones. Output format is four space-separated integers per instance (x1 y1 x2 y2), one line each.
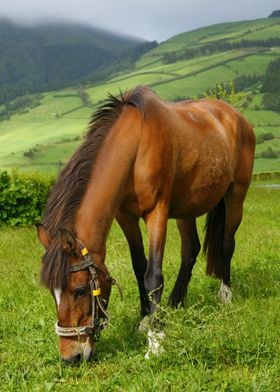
37 86 255 362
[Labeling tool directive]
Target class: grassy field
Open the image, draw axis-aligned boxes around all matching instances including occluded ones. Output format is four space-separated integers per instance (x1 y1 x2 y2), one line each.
0 87 279 174
140 18 280 57
0 17 279 173
0 82 280 174
0 183 279 391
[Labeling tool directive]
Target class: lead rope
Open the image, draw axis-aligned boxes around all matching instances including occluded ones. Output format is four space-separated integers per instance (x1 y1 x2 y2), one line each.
112 278 123 301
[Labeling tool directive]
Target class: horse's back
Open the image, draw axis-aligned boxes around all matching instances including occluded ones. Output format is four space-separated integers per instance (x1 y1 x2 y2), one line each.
171 98 255 176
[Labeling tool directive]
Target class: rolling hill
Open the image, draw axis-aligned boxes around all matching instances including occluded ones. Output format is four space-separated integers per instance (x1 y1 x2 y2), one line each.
0 16 279 173
0 19 155 102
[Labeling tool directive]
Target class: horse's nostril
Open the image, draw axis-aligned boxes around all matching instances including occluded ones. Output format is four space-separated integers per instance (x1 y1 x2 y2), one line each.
73 353 82 363
63 353 82 364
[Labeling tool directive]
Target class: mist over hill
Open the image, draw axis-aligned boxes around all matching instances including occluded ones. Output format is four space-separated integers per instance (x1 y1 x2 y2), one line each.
0 19 157 103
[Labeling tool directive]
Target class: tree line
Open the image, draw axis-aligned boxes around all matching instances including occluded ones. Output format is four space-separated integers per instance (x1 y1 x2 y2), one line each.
162 38 280 64
262 57 280 112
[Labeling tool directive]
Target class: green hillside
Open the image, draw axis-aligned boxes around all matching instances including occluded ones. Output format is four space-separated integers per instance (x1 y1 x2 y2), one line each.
0 17 279 173
0 19 151 102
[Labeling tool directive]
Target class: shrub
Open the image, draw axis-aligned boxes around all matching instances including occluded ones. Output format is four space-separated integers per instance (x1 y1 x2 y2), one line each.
256 133 275 144
0 170 54 226
252 171 280 181
260 147 280 159
203 81 242 106
262 58 280 112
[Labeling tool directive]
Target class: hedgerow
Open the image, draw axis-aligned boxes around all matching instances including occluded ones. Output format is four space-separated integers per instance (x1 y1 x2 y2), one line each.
0 169 279 226
0 169 54 226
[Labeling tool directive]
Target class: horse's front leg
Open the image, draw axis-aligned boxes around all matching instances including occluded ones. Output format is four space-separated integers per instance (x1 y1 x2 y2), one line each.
116 213 150 318
140 202 168 358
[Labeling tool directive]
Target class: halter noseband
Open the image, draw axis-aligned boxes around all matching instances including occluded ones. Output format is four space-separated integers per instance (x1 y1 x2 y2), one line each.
55 244 110 341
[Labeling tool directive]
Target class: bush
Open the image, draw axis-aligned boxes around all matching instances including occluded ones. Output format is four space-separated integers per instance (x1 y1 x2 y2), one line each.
256 133 275 144
203 81 242 106
252 171 280 181
262 58 280 112
260 147 280 159
262 92 280 112
0 170 54 226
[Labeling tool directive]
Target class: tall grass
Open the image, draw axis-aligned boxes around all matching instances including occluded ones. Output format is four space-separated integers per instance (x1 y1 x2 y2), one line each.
0 184 279 391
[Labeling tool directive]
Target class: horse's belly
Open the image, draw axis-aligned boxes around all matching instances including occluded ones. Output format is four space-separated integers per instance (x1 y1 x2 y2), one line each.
169 194 220 218
169 175 231 218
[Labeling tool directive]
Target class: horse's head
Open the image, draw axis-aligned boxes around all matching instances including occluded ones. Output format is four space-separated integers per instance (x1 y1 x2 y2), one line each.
37 224 112 363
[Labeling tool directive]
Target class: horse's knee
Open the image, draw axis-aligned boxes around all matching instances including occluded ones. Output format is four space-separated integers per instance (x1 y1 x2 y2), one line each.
145 276 163 298
144 260 163 287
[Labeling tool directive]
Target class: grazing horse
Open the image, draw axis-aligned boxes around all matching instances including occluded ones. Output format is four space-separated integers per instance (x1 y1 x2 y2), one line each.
37 86 255 362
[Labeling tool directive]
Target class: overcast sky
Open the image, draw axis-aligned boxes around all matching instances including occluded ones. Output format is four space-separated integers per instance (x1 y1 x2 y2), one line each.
0 0 279 42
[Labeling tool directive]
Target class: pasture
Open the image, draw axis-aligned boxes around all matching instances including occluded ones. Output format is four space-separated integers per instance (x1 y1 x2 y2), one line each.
0 184 279 391
0 87 280 174
0 17 279 174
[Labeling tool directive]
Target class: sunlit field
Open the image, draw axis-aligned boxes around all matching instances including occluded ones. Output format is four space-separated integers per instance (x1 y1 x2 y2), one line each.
0 183 279 391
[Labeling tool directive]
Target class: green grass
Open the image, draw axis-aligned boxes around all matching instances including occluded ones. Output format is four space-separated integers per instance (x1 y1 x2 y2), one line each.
224 51 280 76
0 89 92 173
143 18 280 56
0 184 279 391
253 158 280 172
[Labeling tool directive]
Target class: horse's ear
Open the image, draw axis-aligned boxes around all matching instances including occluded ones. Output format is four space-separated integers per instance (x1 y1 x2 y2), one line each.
36 223 51 249
60 228 77 253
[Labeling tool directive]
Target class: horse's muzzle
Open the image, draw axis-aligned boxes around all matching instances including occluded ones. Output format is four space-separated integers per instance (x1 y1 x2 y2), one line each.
62 352 83 364
62 348 94 363
60 337 95 363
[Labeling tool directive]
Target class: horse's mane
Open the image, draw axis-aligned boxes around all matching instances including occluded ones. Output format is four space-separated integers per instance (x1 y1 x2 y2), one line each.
41 86 147 290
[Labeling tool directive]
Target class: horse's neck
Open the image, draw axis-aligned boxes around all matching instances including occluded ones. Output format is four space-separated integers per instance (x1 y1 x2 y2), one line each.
75 122 139 255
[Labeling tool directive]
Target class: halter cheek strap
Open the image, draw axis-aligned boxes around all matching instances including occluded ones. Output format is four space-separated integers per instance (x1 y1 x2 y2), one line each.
68 258 93 272
55 245 110 341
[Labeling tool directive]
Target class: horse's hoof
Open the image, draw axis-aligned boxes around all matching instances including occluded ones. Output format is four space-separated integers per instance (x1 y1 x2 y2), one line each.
218 282 232 304
144 329 165 359
139 315 151 333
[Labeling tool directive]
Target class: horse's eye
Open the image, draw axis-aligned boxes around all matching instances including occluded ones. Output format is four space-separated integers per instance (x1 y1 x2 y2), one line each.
75 287 87 299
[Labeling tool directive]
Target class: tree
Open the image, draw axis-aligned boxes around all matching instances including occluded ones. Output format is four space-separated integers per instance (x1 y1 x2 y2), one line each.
268 10 280 18
262 57 280 112
203 81 241 106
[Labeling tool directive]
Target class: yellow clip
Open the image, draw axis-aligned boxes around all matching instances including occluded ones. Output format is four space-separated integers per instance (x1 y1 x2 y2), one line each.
81 247 89 256
92 288 101 296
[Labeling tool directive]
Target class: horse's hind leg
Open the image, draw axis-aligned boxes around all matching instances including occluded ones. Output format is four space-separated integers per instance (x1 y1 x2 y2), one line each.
169 218 201 307
219 182 249 303
116 213 150 318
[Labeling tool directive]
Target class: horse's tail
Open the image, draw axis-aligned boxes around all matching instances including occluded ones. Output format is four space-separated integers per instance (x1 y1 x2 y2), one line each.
203 199 225 279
